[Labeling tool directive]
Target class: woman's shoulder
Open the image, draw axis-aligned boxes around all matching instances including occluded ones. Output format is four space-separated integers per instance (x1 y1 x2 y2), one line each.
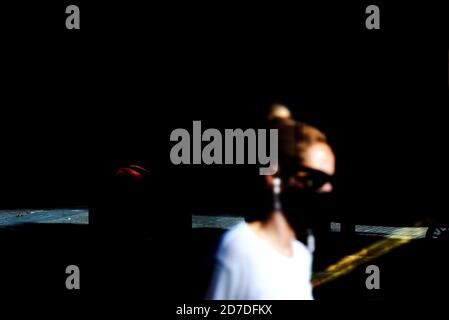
292 239 312 260
216 222 256 260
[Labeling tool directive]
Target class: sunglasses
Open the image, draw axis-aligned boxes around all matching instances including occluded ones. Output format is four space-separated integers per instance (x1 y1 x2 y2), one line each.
287 166 334 191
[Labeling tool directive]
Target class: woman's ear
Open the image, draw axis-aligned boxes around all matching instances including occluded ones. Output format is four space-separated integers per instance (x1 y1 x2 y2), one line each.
265 175 274 188
265 175 282 195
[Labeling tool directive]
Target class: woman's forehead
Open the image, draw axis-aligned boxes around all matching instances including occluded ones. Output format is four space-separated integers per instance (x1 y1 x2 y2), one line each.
300 143 335 176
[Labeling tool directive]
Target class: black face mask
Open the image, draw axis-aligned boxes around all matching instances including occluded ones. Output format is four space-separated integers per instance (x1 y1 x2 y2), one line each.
280 187 335 234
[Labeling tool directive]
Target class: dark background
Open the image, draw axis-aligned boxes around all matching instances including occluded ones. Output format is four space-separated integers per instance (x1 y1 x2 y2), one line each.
0 1 448 304
1 2 447 225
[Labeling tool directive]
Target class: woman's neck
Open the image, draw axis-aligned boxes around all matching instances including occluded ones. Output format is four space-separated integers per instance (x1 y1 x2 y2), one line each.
248 211 296 257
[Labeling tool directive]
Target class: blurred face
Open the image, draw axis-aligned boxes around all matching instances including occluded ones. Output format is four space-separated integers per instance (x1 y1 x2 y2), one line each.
279 142 336 232
286 142 335 193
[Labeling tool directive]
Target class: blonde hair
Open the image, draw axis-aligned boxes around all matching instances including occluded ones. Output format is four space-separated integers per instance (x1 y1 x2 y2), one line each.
272 119 328 176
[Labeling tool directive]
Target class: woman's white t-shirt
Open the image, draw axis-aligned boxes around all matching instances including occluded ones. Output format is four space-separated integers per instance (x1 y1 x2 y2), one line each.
205 222 314 300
